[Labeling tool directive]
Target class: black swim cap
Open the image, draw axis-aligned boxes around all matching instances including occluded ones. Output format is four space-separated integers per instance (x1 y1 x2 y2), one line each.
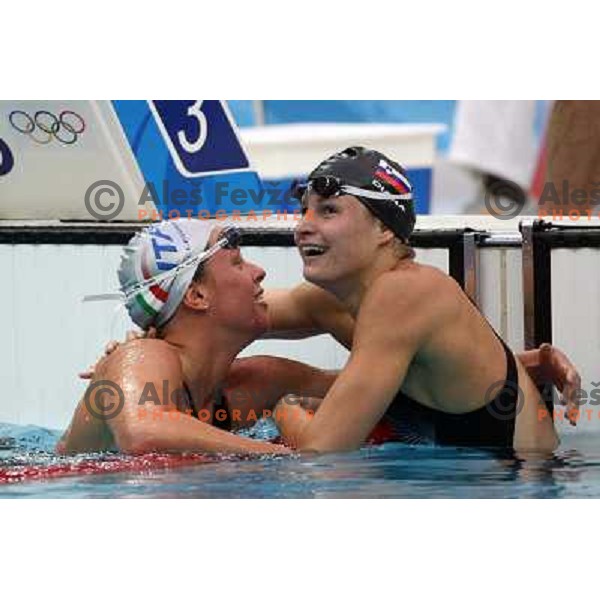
305 146 416 241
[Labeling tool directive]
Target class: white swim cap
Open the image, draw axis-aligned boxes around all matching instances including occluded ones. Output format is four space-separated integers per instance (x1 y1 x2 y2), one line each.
117 220 223 329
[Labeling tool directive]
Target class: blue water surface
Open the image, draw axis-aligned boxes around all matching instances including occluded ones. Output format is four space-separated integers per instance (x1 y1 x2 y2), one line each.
0 422 595 499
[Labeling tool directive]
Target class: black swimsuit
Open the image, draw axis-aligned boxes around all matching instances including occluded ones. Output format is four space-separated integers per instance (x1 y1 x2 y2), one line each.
378 335 519 448
182 336 518 447
183 383 232 431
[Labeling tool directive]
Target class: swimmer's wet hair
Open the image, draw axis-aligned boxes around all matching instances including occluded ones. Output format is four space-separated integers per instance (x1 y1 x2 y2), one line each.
367 205 416 259
156 259 206 337
192 262 205 282
392 238 416 260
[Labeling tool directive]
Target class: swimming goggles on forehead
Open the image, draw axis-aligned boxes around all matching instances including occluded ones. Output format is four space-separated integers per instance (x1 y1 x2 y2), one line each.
83 225 242 303
205 225 241 257
122 225 241 299
291 176 340 201
292 176 412 203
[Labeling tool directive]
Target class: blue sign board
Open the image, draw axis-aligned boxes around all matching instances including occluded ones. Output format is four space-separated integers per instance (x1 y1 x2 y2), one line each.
112 100 293 217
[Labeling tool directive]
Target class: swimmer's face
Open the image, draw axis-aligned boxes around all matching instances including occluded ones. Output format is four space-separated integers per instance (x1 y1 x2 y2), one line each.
295 193 384 289
193 226 268 335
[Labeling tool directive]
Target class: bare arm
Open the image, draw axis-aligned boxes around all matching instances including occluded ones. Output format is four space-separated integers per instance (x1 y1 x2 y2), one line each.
116 409 290 455
292 274 429 452
223 356 336 429
263 283 354 346
62 340 290 456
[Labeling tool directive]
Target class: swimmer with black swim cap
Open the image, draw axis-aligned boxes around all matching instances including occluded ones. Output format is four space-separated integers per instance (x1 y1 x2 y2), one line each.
297 145 416 242
290 146 418 294
271 145 561 453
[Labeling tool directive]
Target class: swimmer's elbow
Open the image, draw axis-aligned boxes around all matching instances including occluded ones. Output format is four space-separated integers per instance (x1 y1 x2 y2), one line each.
117 437 148 455
112 421 155 454
296 431 358 454
294 429 318 452
113 432 143 454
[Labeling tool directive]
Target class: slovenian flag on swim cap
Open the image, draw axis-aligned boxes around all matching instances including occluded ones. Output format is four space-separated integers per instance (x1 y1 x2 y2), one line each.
374 159 412 195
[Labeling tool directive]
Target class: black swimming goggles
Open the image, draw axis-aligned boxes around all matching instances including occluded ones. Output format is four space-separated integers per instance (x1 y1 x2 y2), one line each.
291 176 344 201
182 225 241 273
291 176 412 203
137 225 241 297
214 225 241 250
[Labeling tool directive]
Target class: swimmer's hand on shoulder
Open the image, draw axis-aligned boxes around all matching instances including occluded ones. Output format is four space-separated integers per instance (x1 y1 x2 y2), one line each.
78 327 158 379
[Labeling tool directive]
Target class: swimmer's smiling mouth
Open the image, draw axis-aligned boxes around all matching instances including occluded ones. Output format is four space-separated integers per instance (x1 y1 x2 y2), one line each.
299 244 328 258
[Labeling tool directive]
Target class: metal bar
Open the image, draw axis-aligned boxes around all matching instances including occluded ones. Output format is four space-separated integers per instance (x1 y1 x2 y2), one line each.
521 220 536 350
462 232 479 306
520 219 553 350
478 233 522 247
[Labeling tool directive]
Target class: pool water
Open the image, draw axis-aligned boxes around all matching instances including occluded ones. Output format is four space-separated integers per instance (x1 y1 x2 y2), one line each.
0 422 597 498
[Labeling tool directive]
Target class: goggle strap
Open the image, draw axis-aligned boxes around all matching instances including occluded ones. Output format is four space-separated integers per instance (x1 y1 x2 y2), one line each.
82 226 239 304
83 292 125 303
341 185 413 202
122 236 229 299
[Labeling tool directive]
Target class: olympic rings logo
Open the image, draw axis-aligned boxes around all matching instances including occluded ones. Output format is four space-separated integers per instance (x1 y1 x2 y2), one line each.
8 110 86 145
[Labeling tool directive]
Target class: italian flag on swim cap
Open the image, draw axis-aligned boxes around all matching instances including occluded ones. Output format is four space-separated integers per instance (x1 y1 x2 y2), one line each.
117 219 213 330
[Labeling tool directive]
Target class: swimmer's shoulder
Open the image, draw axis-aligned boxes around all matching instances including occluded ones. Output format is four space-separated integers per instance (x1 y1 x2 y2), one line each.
376 261 460 297
96 338 183 381
360 263 462 327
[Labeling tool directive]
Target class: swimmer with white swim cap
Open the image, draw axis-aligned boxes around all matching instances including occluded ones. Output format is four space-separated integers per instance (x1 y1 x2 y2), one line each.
58 219 300 454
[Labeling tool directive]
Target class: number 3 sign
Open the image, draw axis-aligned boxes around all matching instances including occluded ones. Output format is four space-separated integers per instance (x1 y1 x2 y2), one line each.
148 100 251 178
